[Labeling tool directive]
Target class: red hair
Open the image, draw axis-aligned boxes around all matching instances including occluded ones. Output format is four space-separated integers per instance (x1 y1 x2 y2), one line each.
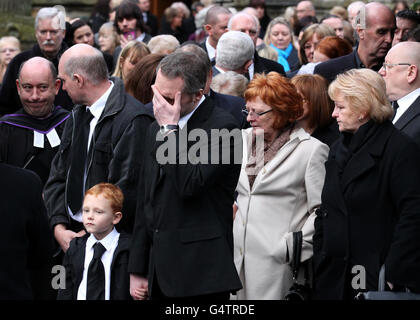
316 36 352 59
245 72 303 129
85 183 124 213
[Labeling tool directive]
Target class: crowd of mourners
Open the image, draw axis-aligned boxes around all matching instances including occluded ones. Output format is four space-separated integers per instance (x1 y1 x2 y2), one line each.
1 0 420 301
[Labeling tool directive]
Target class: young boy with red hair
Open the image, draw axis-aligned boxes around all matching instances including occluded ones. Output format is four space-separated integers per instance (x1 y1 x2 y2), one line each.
58 183 146 300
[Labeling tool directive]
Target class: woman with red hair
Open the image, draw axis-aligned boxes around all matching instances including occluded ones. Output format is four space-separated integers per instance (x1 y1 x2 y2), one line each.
232 72 329 299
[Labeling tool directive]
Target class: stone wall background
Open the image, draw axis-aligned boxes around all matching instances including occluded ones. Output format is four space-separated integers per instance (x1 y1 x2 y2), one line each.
0 0 418 49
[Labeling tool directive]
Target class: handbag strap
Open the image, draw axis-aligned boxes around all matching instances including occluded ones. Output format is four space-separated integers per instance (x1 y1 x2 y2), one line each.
378 265 386 292
292 231 303 281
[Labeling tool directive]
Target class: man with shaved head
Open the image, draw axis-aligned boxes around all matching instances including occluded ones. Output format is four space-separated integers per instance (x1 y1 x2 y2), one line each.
200 5 232 61
379 41 420 146
315 2 396 83
0 56 69 185
44 44 154 256
296 1 316 21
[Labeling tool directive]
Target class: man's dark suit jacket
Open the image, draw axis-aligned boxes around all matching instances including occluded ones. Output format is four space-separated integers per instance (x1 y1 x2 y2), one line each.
254 51 285 76
314 50 359 84
0 163 54 299
145 11 159 36
394 95 420 148
208 89 248 129
128 97 243 298
58 232 132 300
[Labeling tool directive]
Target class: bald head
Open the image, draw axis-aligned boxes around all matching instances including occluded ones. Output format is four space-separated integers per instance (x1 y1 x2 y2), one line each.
58 43 110 106
388 41 420 69
60 43 108 85
379 41 420 101
297 1 316 20
228 12 259 45
356 2 395 67
17 56 60 117
19 56 57 82
205 5 231 25
364 2 395 29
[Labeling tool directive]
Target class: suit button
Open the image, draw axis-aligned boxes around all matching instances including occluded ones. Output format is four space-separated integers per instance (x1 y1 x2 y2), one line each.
155 229 159 233
323 210 328 217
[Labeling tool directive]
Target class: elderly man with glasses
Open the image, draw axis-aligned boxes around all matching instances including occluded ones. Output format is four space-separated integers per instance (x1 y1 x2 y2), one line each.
379 41 420 147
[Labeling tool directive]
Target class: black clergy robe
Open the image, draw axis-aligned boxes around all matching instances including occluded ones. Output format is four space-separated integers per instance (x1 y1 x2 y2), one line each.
0 106 70 185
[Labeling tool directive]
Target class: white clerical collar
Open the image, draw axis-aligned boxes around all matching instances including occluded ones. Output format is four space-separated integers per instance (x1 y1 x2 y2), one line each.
178 95 206 129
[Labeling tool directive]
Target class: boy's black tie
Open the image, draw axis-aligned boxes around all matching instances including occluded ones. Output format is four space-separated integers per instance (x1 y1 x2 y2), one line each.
87 242 106 300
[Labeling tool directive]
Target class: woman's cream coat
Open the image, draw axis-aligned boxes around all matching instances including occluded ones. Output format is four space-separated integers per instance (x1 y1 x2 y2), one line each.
233 127 329 300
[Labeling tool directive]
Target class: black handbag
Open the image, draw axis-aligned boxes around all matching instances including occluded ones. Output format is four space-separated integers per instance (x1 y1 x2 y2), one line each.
355 265 420 300
284 231 312 300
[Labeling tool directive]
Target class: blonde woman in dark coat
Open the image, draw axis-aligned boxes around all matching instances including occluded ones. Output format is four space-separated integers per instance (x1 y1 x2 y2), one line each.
313 69 420 299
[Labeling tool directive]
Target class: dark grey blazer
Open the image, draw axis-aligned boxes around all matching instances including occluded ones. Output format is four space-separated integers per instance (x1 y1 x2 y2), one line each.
394 95 420 148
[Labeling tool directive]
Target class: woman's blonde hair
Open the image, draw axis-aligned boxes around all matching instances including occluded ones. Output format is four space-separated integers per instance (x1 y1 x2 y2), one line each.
328 69 393 123
263 17 293 48
112 40 150 79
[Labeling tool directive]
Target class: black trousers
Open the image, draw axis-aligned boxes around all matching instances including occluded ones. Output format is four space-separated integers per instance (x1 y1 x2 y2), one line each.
150 272 230 301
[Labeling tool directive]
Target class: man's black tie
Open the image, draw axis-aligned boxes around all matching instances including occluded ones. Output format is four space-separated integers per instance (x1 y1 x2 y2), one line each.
392 101 400 121
87 242 106 300
68 109 94 214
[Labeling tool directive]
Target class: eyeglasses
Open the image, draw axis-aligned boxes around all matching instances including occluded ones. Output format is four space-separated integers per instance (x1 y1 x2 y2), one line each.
242 108 273 118
381 63 411 71
238 28 257 36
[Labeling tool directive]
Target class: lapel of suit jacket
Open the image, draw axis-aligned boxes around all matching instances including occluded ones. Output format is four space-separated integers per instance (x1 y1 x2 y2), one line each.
250 127 309 191
340 122 393 193
394 96 420 130
252 51 264 74
72 235 88 295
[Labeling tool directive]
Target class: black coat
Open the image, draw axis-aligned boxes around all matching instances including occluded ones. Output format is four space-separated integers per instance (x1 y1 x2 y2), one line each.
313 121 420 299
58 232 132 300
208 89 248 129
254 51 286 76
0 43 73 115
43 77 154 234
128 97 243 297
144 12 159 36
314 50 359 84
394 95 420 148
0 163 54 299
312 120 340 148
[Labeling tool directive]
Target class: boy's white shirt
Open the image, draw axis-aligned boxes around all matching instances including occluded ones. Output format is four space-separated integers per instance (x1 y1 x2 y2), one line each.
77 227 120 300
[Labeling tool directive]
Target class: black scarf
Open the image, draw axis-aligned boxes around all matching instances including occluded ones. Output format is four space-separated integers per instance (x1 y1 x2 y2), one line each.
334 120 378 177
